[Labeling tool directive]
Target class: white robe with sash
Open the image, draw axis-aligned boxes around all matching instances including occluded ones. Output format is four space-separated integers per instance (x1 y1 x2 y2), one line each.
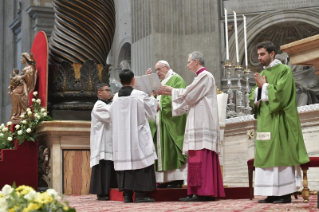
171 70 221 155
110 89 158 171
90 100 113 168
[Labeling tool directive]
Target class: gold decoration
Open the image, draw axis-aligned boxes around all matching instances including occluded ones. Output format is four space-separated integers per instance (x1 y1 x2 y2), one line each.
216 86 223 94
247 130 254 140
73 63 82 81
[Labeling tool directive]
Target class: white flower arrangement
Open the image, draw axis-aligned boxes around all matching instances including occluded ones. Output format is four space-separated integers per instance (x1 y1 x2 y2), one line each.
0 184 75 212
0 92 53 151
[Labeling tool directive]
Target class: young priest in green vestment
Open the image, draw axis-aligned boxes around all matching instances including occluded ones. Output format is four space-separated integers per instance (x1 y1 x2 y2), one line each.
249 41 309 204
146 61 187 188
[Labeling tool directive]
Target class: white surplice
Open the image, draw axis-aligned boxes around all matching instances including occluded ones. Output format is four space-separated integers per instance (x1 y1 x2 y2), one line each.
171 70 221 155
253 59 302 196
110 89 158 171
90 100 113 168
254 166 302 196
156 69 188 183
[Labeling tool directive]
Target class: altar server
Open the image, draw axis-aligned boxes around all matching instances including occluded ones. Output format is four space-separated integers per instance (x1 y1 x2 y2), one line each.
249 41 309 204
158 51 225 201
110 69 158 203
146 60 187 188
89 83 117 200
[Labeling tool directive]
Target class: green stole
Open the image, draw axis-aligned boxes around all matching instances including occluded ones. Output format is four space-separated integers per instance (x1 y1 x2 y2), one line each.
149 74 187 171
249 64 309 168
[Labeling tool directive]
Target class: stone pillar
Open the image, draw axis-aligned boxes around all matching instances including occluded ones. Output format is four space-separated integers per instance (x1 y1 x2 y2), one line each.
0 0 18 124
131 0 221 87
26 5 55 37
20 0 33 53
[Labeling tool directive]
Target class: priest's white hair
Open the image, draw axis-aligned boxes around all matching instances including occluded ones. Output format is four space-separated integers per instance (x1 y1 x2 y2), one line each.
157 60 170 69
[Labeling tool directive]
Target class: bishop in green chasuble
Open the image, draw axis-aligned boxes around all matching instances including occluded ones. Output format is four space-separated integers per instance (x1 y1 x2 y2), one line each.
147 60 187 184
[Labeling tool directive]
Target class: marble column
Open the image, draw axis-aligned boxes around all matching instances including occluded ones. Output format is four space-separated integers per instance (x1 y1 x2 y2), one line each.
0 0 18 124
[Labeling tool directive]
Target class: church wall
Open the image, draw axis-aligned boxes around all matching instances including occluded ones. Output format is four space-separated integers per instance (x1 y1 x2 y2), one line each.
131 0 222 87
107 0 132 92
131 0 153 77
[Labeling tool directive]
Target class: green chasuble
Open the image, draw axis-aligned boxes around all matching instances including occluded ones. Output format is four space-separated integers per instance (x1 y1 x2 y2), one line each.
149 74 187 172
248 64 309 168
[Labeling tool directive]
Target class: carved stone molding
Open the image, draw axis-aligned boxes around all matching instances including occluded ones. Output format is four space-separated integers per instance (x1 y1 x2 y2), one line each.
26 5 55 37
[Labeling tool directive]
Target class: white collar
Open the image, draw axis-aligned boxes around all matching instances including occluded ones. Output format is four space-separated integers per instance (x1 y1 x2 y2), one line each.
264 59 282 69
164 69 174 80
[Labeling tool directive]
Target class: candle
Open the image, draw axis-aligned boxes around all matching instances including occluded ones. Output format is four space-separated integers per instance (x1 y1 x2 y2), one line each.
225 8 229 61
233 11 239 63
243 15 248 68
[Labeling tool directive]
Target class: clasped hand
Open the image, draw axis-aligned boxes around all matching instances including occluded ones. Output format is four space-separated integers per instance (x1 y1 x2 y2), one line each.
255 73 267 88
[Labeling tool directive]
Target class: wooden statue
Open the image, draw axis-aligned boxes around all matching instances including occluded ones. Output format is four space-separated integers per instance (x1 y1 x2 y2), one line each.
9 52 37 124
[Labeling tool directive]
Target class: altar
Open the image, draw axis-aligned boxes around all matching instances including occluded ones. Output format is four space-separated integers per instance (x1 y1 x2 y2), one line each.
223 104 319 191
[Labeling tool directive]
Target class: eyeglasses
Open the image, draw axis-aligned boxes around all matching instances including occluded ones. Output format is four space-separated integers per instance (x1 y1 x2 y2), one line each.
155 66 166 72
104 89 111 92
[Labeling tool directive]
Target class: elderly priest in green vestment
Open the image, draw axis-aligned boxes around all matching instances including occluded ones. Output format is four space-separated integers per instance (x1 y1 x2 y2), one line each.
249 41 309 204
146 60 187 188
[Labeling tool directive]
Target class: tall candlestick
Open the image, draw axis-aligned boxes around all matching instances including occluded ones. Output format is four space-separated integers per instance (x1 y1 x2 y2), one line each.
225 8 229 61
243 15 248 68
233 11 239 64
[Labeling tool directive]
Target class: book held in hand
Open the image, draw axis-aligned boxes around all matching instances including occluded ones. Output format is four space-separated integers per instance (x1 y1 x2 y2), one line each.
134 73 161 95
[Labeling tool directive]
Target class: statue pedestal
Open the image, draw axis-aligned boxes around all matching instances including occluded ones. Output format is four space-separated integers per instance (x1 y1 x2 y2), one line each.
36 121 91 195
281 34 319 76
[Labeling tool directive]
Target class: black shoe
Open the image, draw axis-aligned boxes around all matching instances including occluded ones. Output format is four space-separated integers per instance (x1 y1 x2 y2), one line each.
204 196 216 201
134 197 155 203
179 195 192 201
97 195 109 201
157 183 168 188
180 195 206 202
167 184 182 188
258 196 278 203
124 196 133 203
273 194 291 204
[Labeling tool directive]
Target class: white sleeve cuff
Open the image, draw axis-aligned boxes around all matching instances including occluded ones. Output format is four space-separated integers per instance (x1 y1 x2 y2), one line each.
261 83 269 101
254 88 260 107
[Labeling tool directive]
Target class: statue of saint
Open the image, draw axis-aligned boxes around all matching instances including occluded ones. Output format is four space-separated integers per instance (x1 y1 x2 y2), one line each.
9 52 37 123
